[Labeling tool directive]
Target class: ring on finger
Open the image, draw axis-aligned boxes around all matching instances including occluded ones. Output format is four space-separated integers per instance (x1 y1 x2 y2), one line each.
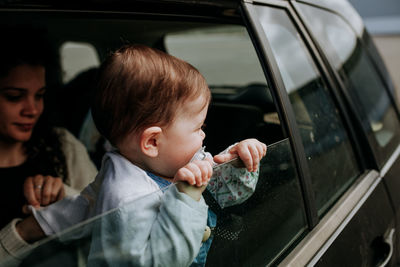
35 185 43 190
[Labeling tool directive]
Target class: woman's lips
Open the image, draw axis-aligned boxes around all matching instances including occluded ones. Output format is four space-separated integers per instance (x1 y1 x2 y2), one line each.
15 123 35 131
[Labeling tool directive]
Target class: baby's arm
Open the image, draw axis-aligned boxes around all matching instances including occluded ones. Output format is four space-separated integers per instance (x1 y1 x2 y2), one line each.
208 139 266 208
90 185 208 267
90 161 211 266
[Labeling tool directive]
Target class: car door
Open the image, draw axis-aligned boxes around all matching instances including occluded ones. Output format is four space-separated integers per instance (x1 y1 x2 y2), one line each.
243 0 398 265
292 0 400 265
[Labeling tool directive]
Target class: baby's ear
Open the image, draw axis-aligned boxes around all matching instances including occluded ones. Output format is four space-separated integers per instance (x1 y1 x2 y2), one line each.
140 126 162 157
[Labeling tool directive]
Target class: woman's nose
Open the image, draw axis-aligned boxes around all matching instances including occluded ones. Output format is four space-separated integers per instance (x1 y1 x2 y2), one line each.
22 98 40 116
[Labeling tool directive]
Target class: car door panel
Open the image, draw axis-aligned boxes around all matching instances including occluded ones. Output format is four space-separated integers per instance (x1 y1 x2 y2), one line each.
314 180 395 266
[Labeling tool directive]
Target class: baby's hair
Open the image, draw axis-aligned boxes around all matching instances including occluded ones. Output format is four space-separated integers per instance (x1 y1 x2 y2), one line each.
92 44 211 146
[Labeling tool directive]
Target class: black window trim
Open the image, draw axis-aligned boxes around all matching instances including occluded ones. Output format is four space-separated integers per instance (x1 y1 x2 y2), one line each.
243 0 319 229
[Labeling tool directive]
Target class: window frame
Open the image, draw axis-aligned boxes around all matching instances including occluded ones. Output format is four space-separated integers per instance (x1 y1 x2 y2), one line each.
243 0 382 264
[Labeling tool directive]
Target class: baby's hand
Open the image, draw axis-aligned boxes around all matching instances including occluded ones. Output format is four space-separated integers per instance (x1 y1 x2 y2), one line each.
214 138 267 172
173 159 213 201
173 159 213 186
22 175 65 214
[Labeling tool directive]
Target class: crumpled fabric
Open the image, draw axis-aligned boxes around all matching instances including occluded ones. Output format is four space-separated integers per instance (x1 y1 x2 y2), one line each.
191 146 259 209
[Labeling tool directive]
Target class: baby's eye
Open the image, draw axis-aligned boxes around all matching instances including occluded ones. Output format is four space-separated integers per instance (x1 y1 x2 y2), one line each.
201 124 206 131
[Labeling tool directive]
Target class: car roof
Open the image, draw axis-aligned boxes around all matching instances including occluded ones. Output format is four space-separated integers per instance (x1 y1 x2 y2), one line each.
0 0 240 11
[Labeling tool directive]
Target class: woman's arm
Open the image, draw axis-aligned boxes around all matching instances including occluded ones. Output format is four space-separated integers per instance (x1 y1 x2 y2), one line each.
0 219 34 266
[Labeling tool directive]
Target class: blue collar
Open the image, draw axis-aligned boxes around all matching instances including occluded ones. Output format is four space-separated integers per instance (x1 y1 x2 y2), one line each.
146 171 172 189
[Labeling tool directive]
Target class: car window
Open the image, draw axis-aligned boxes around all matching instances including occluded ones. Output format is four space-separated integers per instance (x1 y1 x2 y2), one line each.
165 26 266 87
165 24 307 266
297 3 400 166
4 139 305 267
254 6 361 216
60 42 100 83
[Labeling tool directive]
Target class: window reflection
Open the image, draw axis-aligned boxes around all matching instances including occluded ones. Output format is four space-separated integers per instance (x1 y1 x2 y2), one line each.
298 3 400 164
166 24 307 266
9 140 306 267
255 6 360 215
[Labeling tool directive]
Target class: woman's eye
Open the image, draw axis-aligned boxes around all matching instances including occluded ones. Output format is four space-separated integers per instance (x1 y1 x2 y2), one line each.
35 93 45 100
4 93 22 102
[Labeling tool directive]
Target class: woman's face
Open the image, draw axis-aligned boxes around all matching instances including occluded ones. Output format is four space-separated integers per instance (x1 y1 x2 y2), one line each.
0 64 46 143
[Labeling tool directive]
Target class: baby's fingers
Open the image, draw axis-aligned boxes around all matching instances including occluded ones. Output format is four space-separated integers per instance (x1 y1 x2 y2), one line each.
197 160 213 185
257 142 267 158
188 163 203 186
174 167 196 185
236 145 254 172
213 153 236 164
246 144 260 172
188 161 212 186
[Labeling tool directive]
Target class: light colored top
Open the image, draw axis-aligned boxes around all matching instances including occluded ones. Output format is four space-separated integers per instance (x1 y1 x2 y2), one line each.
0 128 97 265
0 143 260 266
56 128 98 196
34 151 208 266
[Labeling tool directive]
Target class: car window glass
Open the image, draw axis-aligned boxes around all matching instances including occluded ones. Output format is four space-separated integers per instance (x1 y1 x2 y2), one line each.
165 25 307 266
60 42 100 83
5 140 305 267
255 6 361 216
165 26 266 87
297 3 400 165
297 0 364 37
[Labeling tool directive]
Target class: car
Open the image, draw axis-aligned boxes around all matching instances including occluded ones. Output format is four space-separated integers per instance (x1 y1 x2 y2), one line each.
1 0 400 266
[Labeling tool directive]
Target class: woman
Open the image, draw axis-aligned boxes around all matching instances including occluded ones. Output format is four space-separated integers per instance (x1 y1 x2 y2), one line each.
0 29 97 262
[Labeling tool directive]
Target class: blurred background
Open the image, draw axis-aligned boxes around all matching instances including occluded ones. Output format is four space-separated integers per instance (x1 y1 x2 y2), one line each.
349 0 400 103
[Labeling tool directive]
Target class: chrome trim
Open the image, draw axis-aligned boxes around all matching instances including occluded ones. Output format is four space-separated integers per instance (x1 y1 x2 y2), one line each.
381 143 400 177
278 171 380 266
377 228 395 267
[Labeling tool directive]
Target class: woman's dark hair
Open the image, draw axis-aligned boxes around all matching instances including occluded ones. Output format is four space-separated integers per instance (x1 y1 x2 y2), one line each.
0 26 68 179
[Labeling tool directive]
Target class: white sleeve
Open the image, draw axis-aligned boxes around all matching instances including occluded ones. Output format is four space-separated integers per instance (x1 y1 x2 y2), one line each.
88 185 208 267
31 162 105 237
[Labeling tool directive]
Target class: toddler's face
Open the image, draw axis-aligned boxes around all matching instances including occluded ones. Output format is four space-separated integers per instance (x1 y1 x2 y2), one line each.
157 94 208 177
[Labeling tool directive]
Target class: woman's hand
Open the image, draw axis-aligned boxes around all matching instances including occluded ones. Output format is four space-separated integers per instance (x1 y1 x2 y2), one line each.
22 175 65 213
213 138 267 172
